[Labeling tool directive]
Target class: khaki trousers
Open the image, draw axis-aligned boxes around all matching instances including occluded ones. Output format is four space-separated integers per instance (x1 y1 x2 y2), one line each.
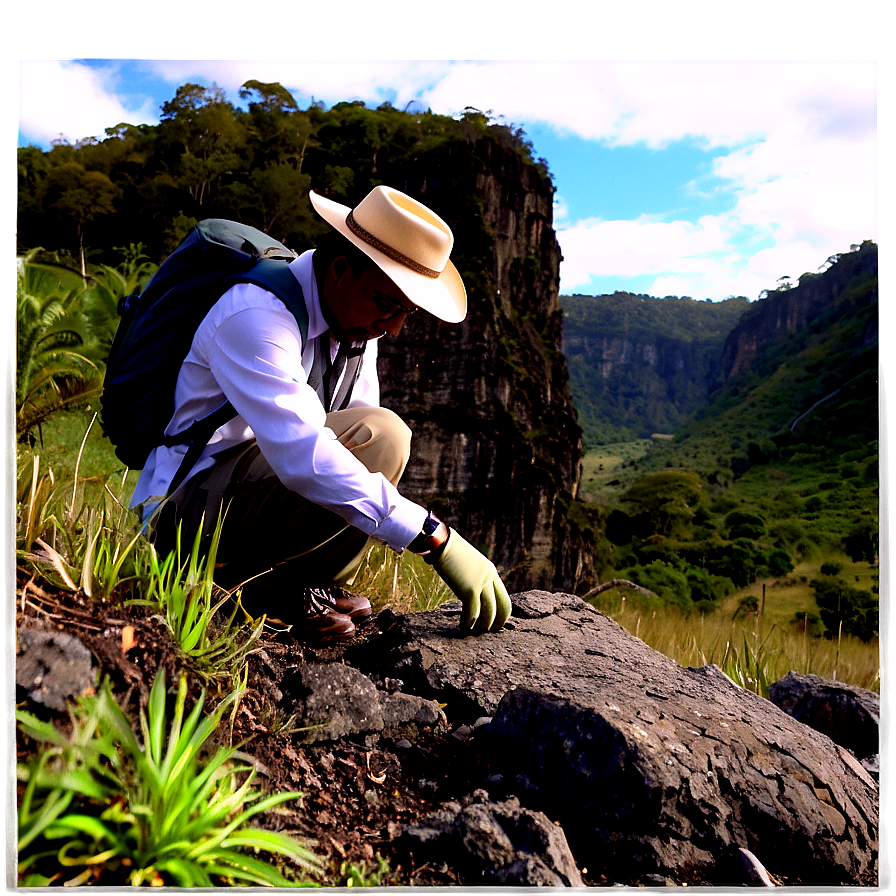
152 406 412 615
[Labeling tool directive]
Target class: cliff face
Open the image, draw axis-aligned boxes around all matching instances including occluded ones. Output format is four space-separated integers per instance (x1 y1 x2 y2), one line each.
721 243 878 382
561 294 749 443
375 136 591 592
565 332 727 437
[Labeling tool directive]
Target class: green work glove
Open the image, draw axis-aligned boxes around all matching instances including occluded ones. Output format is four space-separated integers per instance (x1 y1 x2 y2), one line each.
432 530 512 632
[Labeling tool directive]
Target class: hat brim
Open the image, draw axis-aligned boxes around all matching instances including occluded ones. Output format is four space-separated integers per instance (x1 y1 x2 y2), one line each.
310 191 467 324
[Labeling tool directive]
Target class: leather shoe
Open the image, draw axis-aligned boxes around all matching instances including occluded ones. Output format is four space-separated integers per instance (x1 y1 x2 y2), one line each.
295 608 356 645
332 591 373 620
308 587 373 621
290 588 358 645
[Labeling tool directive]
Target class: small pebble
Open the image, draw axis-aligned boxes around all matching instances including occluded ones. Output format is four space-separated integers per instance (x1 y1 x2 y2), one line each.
451 724 473 742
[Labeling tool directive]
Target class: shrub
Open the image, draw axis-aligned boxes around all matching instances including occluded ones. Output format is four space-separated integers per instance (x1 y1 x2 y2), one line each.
16 251 106 443
810 576 879 642
733 595 759 619
620 560 691 609
685 564 734 603
17 669 322 887
792 610 824 637
704 538 764 588
762 547 795 578
843 520 878 564
710 495 738 514
769 519 809 552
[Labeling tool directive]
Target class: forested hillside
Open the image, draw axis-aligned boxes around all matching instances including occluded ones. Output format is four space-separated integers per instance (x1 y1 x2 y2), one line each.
586 244 879 628
17 81 546 270
663 241 878 489
562 293 749 444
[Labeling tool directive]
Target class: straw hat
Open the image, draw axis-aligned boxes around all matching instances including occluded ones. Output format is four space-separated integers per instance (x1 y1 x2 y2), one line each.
309 186 467 323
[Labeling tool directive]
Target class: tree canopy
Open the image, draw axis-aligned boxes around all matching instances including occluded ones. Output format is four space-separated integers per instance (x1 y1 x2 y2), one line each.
17 83 548 267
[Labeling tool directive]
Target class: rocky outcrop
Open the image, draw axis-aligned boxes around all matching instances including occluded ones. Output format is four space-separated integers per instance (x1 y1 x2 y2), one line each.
769 671 879 763
276 661 446 744
720 242 878 382
376 138 591 594
348 592 879 886
16 622 98 712
400 793 585 887
16 592 879 887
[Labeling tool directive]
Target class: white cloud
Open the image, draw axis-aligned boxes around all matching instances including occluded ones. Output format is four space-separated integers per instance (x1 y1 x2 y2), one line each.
15 58 878 303
416 61 875 149
143 60 453 110
526 60 877 300
19 60 158 145
557 214 733 290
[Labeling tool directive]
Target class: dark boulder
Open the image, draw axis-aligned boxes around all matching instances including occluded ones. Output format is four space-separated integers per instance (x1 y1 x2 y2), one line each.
768 670 879 759
400 792 584 886
279 661 446 743
350 591 878 886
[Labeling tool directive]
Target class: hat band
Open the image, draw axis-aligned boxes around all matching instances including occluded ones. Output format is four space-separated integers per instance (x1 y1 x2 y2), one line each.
346 210 441 279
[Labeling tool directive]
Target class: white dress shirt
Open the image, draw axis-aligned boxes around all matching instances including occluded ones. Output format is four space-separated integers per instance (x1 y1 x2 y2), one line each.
131 250 428 551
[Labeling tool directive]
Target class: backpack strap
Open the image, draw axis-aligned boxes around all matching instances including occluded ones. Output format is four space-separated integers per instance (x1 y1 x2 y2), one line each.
235 259 310 346
162 258 364 497
165 401 239 496
329 345 366 411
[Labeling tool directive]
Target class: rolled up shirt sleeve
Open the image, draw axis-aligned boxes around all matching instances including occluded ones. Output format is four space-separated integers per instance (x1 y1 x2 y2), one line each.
208 304 427 550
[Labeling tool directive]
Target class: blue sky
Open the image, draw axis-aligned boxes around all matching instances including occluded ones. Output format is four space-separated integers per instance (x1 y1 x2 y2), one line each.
13 15 883 304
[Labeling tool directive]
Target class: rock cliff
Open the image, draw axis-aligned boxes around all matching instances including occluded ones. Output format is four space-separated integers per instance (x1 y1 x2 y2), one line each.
720 242 878 382
375 137 591 593
561 294 749 443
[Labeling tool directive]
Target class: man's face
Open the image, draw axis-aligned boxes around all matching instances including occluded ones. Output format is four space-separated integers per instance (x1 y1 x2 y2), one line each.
321 257 417 343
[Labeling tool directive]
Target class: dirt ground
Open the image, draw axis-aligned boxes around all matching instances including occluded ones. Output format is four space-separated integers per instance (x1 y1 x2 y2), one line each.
14 572 507 886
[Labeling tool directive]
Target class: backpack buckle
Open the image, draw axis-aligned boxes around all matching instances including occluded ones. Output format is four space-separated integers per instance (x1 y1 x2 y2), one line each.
118 293 140 316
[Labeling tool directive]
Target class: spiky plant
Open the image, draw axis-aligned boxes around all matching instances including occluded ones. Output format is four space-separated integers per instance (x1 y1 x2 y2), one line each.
16 251 105 443
17 669 323 887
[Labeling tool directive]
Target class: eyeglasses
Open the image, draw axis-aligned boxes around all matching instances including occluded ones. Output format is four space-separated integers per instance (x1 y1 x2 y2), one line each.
373 290 418 317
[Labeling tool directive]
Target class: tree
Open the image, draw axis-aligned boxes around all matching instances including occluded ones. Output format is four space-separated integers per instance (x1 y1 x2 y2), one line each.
157 83 244 211
620 471 704 539
39 163 119 277
761 547 794 578
245 164 313 235
705 538 764 588
811 576 878 642
237 80 318 173
724 511 766 540
843 520 878 564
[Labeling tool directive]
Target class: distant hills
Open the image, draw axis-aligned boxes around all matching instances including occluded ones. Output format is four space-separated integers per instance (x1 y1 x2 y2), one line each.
561 293 750 444
561 242 878 454
563 242 879 565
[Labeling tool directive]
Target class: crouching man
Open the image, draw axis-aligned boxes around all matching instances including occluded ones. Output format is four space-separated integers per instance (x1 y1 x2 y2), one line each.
134 185 511 644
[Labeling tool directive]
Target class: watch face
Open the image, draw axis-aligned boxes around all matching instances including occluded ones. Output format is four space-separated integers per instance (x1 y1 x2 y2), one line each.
422 513 440 536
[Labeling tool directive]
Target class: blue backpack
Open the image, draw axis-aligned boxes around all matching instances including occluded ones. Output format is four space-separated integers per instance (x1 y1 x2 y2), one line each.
101 219 319 493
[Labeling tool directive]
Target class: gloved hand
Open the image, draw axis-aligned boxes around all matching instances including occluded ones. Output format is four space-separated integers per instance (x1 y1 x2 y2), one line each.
431 530 512 632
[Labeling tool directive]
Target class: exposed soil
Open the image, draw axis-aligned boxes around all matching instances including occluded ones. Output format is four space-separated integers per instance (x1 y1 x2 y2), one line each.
14 571 503 886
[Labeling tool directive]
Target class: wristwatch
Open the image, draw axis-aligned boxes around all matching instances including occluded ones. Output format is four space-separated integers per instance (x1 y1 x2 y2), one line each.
408 510 449 562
